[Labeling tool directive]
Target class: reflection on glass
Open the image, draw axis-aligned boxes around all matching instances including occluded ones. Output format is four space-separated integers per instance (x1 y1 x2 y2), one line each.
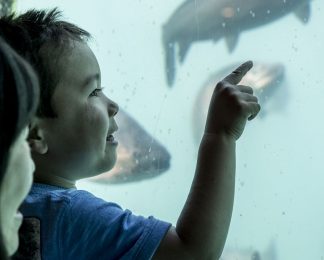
16 0 324 259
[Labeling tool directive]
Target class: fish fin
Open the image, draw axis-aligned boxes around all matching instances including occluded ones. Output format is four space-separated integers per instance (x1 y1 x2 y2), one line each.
164 41 176 87
178 39 191 64
225 33 239 53
264 239 278 260
294 2 311 24
162 25 176 87
251 251 261 260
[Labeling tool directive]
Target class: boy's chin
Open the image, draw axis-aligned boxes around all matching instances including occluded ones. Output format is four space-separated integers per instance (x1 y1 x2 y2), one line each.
76 157 117 180
95 160 117 176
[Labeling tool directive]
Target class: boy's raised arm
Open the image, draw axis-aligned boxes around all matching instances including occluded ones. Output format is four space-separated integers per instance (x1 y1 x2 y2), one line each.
154 61 260 260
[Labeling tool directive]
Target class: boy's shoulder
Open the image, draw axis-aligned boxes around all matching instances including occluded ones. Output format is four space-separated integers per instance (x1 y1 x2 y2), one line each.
27 182 109 201
22 182 123 217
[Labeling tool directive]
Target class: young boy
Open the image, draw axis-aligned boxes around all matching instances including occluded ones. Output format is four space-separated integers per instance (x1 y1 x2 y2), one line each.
0 9 260 260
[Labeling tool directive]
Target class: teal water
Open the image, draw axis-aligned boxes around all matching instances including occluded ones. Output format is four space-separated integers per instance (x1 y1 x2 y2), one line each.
17 0 324 259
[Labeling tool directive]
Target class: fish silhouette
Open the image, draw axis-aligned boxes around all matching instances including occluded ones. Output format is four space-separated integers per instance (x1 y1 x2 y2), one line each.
221 240 277 260
89 108 171 184
0 0 16 16
192 62 285 143
163 0 311 86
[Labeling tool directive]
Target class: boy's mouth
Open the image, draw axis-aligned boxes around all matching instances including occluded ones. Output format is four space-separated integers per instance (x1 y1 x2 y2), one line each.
106 126 118 145
106 134 118 145
106 134 114 142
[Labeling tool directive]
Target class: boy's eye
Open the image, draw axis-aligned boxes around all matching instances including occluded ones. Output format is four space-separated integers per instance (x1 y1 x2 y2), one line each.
89 87 104 97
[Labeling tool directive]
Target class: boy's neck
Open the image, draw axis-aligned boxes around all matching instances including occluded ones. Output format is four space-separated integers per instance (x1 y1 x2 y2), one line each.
34 174 76 189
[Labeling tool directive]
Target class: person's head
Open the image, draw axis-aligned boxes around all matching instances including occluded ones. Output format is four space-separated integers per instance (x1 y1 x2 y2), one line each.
0 37 39 258
0 9 119 187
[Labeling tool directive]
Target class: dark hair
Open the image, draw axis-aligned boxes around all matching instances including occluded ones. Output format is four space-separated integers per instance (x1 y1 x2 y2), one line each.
0 8 91 117
0 37 39 258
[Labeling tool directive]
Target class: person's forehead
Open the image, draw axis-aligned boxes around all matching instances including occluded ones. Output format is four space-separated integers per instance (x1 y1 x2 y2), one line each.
58 41 101 86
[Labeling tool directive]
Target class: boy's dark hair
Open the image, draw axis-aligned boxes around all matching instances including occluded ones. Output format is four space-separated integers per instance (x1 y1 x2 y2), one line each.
0 36 39 260
0 8 91 117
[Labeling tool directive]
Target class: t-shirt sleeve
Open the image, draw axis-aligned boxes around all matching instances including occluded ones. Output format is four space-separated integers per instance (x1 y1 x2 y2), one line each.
59 190 171 260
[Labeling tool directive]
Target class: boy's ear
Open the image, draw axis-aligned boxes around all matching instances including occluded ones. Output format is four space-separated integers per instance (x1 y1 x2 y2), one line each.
28 119 48 155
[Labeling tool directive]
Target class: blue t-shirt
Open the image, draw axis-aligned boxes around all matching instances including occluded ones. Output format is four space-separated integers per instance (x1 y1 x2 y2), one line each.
19 183 171 260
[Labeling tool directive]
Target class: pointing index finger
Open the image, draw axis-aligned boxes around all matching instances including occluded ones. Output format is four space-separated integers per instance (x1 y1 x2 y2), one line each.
222 60 253 85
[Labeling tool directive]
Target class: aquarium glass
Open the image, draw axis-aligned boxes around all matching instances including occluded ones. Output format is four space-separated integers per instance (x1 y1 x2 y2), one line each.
15 1 324 259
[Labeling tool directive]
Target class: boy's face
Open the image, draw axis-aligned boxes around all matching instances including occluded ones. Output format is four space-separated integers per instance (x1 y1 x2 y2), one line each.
35 41 119 181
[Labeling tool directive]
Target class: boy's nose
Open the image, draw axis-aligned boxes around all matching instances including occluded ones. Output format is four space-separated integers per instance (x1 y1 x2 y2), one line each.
108 99 119 117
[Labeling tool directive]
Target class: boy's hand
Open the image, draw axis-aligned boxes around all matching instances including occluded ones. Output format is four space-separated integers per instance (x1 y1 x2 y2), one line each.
204 61 261 140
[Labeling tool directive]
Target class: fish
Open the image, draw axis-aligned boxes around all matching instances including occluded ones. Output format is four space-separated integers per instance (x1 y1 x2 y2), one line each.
221 240 277 260
88 108 171 184
163 0 311 86
0 0 16 16
192 62 285 143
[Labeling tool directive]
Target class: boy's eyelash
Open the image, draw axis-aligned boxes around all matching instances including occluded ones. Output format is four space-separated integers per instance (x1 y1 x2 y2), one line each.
89 87 104 97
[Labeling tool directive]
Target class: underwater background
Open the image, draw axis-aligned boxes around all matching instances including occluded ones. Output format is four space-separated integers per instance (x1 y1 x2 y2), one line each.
14 0 324 259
